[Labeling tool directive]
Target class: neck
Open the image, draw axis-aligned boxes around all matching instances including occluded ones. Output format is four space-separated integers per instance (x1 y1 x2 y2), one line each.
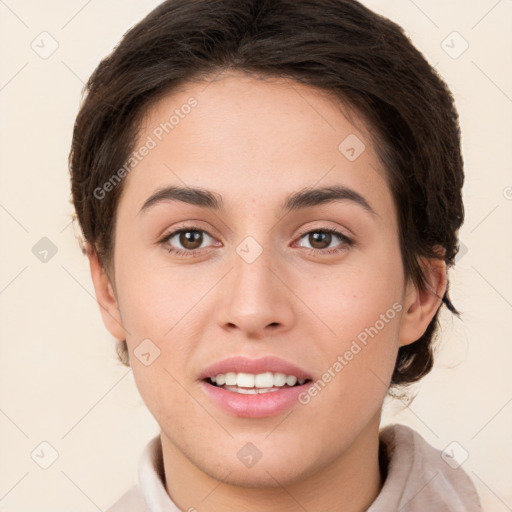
161 414 383 512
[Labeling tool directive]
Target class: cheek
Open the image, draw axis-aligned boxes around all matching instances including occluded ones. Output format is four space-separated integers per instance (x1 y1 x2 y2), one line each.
114 250 207 339
298 309 402 433
294 250 404 404
116 262 206 407
295 247 404 340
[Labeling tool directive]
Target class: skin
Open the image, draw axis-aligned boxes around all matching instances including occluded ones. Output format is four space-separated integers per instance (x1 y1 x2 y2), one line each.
87 71 446 512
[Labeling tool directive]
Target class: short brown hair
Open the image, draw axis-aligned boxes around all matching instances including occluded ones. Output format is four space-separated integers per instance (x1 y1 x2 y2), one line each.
69 0 465 386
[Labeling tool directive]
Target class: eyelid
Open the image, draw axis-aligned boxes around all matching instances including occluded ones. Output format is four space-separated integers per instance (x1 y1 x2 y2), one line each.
158 220 217 239
295 222 353 240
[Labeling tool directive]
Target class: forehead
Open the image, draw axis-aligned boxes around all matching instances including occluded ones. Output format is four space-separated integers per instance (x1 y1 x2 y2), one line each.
118 71 396 225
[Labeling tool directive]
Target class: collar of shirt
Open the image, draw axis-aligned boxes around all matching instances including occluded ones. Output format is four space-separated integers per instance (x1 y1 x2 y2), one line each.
106 423 483 512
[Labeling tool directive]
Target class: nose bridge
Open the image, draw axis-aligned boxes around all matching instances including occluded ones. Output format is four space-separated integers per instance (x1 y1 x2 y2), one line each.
218 234 293 335
234 235 275 296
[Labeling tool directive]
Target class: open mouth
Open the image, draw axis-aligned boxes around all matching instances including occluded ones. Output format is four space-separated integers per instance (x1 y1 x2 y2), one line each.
204 372 313 395
199 365 314 417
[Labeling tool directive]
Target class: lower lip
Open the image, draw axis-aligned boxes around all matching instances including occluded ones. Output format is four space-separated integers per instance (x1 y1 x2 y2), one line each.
199 380 312 418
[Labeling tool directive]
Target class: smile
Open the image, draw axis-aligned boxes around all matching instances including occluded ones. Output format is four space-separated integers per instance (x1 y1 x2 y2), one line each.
208 371 308 394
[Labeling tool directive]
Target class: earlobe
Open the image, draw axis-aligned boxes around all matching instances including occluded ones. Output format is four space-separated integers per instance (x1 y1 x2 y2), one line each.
398 254 447 348
85 244 127 341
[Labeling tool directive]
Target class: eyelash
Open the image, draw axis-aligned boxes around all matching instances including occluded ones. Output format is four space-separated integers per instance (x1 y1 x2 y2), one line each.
159 225 354 258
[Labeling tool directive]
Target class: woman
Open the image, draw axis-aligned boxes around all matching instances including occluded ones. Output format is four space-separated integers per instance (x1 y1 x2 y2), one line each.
69 0 483 510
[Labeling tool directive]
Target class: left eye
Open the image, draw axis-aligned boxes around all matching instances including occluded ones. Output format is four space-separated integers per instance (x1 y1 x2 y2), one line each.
296 228 353 253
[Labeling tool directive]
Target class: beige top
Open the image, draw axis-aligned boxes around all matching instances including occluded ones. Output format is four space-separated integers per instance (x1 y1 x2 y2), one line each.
106 424 483 511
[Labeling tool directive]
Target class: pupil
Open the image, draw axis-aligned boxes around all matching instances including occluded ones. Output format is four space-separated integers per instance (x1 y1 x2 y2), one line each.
311 232 330 249
181 231 202 249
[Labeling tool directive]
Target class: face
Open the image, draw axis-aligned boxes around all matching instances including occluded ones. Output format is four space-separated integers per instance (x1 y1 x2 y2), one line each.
90 71 442 488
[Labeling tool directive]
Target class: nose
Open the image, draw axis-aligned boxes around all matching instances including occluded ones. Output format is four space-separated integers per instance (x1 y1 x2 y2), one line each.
216 241 295 339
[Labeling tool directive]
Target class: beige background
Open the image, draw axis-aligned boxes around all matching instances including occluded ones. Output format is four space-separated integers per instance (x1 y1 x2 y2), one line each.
0 0 511 510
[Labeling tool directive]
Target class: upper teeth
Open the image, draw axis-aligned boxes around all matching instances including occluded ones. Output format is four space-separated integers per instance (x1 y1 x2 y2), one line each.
211 372 306 388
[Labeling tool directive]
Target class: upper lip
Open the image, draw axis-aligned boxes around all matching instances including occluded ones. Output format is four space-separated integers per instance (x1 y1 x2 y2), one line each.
198 355 313 381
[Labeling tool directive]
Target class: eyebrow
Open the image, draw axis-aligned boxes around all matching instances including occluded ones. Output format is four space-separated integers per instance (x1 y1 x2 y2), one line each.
138 184 377 217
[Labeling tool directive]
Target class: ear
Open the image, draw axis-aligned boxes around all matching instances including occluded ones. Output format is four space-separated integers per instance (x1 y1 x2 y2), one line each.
398 248 448 347
85 244 126 341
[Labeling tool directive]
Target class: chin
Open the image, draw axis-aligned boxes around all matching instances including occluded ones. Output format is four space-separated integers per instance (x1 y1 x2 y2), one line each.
198 435 326 488
203 456 313 489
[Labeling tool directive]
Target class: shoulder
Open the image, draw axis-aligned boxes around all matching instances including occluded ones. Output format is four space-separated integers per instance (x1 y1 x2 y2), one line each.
106 434 181 512
368 423 483 512
105 484 149 512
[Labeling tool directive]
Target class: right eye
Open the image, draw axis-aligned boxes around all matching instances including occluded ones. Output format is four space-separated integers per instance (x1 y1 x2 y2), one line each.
159 227 217 256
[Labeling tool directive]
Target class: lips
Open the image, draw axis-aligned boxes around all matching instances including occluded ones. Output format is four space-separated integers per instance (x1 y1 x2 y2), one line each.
197 355 315 418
